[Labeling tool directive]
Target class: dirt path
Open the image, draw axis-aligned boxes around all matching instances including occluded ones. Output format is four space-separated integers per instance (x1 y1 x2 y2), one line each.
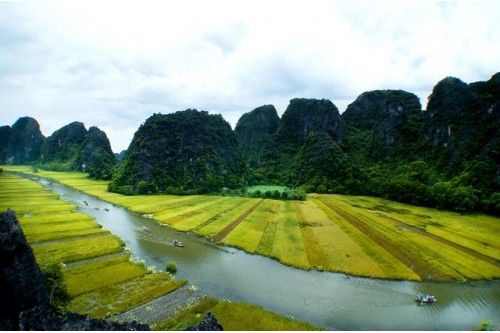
213 199 263 242
113 286 206 326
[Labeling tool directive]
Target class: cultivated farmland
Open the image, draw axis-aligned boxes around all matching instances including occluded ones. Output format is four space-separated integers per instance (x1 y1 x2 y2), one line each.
4 166 500 282
0 168 322 330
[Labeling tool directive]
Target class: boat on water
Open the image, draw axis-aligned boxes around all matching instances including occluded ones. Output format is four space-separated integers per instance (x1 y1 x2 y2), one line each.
173 239 184 247
143 226 151 232
416 293 436 303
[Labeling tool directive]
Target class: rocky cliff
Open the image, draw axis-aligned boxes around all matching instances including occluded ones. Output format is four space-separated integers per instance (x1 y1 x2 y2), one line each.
235 105 279 167
0 209 149 330
39 122 116 179
81 126 117 179
0 117 45 165
255 98 347 185
342 90 423 160
110 110 243 194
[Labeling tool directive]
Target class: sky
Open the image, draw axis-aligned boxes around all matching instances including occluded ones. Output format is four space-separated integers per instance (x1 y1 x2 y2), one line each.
1 0 499 153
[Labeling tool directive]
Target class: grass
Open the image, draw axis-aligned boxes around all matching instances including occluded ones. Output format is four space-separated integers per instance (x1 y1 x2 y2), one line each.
3 166 499 282
246 185 288 194
210 301 322 331
0 170 189 324
68 272 186 318
32 234 125 267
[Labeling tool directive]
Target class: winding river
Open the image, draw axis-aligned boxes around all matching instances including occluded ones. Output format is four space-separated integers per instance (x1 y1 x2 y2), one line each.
38 177 499 330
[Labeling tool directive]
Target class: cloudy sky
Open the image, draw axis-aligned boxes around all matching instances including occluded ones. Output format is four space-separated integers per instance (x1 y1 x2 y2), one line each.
1 1 499 152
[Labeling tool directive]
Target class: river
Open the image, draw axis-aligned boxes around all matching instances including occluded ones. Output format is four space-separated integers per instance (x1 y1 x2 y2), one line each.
37 177 499 330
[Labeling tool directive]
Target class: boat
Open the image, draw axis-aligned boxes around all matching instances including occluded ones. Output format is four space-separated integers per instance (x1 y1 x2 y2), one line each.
416 293 436 303
173 240 184 247
143 226 150 232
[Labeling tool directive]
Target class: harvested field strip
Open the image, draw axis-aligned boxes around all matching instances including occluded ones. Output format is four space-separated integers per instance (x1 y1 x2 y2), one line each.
31 234 125 267
223 199 277 253
213 199 264 242
313 199 408 279
427 225 499 260
255 201 281 256
377 213 499 265
196 198 259 238
300 227 329 270
256 222 277 256
271 201 309 269
68 272 187 318
330 198 500 280
339 201 500 280
322 200 441 280
338 195 500 260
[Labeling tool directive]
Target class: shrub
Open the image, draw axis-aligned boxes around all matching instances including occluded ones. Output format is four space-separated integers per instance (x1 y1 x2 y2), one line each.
166 261 177 274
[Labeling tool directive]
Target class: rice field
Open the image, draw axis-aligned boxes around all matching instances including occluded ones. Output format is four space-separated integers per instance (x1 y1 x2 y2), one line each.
0 170 188 322
3 166 500 282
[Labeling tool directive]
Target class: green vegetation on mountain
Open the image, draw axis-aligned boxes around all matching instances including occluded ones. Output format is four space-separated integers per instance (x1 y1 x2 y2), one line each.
2 72 498 214
252 98 347 187
235 105 279 168
37 122 116 179
109 110 244 195
0 117 45 164
337 75 499 215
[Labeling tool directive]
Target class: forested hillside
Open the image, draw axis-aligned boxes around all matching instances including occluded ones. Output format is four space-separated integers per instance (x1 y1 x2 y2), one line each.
109 110 243 195
2 73 498 214
0 117 45 165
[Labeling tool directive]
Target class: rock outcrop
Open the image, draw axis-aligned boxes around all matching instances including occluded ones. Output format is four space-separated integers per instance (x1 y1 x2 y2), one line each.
0 209 148 331
342 90 422 159
39 122 116 179
0 117 45 164
235 105 279 167
110 110 243 194
184 312 223 331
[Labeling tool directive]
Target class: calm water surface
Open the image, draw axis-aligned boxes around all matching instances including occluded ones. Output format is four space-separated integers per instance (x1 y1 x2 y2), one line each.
38 178 499 330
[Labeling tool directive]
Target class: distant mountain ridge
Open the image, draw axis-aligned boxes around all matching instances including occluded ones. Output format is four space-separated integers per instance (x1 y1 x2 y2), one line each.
2 72 498 214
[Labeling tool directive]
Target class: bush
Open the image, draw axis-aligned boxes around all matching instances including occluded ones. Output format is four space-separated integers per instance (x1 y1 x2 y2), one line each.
42 264 69 311
166 261 177 274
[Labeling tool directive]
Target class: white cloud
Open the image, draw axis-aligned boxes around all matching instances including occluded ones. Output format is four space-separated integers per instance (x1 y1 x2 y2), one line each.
1 0 499 152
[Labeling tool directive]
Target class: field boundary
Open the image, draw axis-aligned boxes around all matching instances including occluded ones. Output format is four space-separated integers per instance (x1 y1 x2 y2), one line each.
321 200 438 280
213 199 264 242
377 213 500 266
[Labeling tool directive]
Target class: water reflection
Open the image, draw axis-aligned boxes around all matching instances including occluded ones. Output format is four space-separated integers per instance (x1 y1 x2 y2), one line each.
38 177 499 330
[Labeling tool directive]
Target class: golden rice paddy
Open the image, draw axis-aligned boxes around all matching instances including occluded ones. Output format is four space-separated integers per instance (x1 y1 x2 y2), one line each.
3 165 499 282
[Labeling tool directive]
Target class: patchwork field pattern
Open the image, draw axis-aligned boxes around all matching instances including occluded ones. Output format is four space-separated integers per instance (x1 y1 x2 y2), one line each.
3 166 500 282
0 171 187 320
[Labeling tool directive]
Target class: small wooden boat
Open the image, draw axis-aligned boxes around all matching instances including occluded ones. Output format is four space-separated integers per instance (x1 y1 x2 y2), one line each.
416 293 436 303
143 226 151 232
173 240 184 247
